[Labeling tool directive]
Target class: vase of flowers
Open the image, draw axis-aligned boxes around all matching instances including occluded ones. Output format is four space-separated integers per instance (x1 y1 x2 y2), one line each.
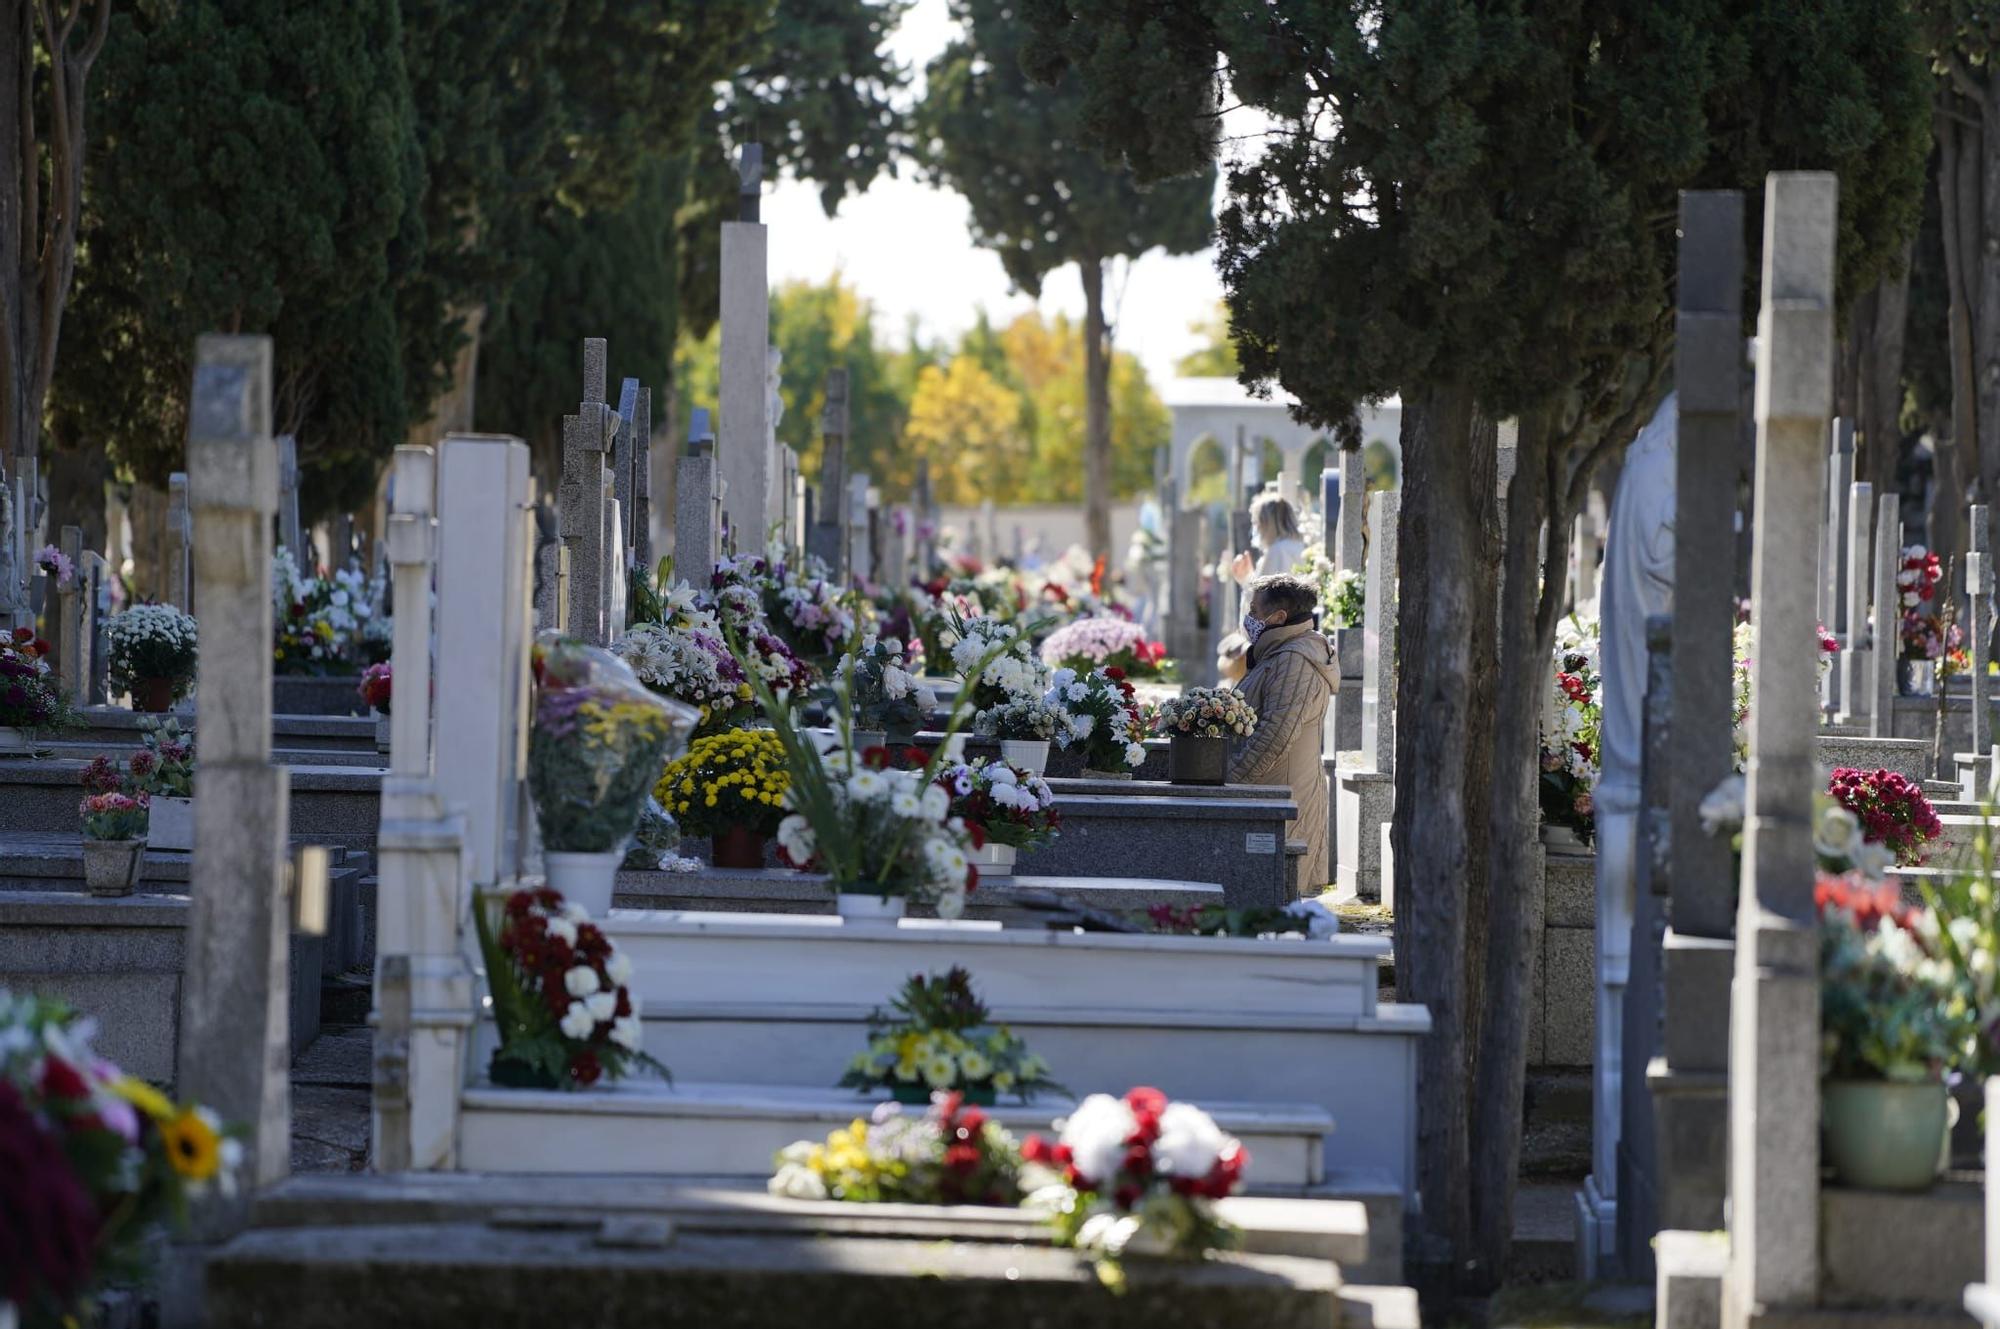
937 758 1061 879
1154 688 1257 786
657 727 792 870
839 967 1061 1103
132 718 195 852
612 610 755 737
1046 666 1148 778
1818 874 1956 1190
950 616 1050 714
359 662 393 752
528 640 695 916
1540 611 1602 843
0 627 61 751
836 635 934 742
105 603 199 712
975 695 1061 775
0 990 243 1319
1021 1087 1249 1278
472 884 665 1089
79 792 149 896
270 549 378 676
1826 767 1942 867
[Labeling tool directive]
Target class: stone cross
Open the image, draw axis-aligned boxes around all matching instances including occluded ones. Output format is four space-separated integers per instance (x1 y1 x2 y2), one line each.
720 185 773 548
1726 171 1836 1316
632 385 654 572
1647 188 1743 1253
559 339 613 646
1164 484 1207 681
1820 419 1853 716
1359 489 1401 776
1869 492 1899 738
1835 480 1874 728
849 473 874 582
167 472 192 611
1972 504 1992 762
276 433 303 566
177 334 293 1233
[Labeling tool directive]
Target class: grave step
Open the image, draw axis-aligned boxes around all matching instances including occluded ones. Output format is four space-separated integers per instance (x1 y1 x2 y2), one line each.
459 1080 1331 1192
613 866 1223 923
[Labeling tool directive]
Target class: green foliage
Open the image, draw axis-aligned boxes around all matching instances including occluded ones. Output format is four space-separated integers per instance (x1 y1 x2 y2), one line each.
1175 303 1240 379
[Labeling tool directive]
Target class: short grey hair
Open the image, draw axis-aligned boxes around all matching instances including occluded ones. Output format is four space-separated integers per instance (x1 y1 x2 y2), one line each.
1251 491 1301 545
1249 573 1318 622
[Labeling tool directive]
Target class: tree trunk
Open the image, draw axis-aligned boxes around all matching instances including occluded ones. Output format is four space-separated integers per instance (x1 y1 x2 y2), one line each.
1978 81 2000 563
1939 110 1976 566
1860 244 1913 502
1467 410 1560 1288
1460 409 1502 1074
1390 378 1484 1282
1081 254 1112 559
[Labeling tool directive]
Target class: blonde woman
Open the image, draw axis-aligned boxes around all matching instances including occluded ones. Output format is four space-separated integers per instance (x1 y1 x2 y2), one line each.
1229 492 1306 587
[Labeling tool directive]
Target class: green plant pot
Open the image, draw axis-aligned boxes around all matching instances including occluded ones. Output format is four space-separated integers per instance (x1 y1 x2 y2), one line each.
1822 1078 1948 1191
489 1051 562 1090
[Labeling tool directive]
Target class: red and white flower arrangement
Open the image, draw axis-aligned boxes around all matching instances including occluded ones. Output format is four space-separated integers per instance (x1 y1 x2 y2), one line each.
472 884 664 1089
1045 666 1148 773
1826 767 1943 867
1039 616 1169 679
0 626 62 729
1897 545 1963 661
358 661 392 715
1022 1087 1248 1273
935 758 1062 851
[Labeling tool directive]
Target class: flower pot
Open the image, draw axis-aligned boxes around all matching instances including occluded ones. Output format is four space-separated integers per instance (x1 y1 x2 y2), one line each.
834 892 906 925
999 738 1050 775
938 733 968 761
130 676 177 713
1822 1078 1948 1191
1168 734 1229 786
82 839 144 897
1081 767 1134 781
1540 823 1583 850
542 849 621 918
1897 659 1938 697
710 826 768 870
851 728 887 754
890 1081 996 1107
147 796 194 853
0 726 31 756
971 840 1017 878
488 1051 562 1090
374 711 392 755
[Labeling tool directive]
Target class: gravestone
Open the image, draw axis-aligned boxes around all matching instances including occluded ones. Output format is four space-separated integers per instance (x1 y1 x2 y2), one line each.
56 524 86 699
559 339 614 646
914 460 936 577
1722 170 1837 1324
176 334 293 1240
1835 481 1873 728
849 474 874 582
1645 189 1743 1260
1972 506 1993 769
1165 491 1208 686
675 449 721 591
615 379 641 569
1334 489 1399 903
809 370 849 574
632 385 654 571
83 551 110 705
720 147 774 547
276 434 304 567
1821 420 1853 715
0 472 21 633
1326 452 1368 753
1869 492 1899 738
167 472 192 611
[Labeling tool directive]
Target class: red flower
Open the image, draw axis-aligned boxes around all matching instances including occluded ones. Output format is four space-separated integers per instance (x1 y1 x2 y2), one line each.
38 1057 90 1101
1104 666 1127 682
568 1049 603 1086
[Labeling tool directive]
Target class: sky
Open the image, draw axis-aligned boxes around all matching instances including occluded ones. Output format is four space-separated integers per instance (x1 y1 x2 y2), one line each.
759 0 1237 387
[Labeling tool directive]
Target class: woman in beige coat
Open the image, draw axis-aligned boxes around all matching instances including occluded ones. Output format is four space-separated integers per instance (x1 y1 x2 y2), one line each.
1228 574 1339 891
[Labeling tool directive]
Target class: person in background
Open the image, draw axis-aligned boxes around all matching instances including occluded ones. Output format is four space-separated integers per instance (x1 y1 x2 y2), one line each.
1216 631 1251 687
1229 492 1306 586
1229 573 1337 889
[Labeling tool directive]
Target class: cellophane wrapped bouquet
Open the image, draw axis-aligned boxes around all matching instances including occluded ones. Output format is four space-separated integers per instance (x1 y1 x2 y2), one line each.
528 639 697 855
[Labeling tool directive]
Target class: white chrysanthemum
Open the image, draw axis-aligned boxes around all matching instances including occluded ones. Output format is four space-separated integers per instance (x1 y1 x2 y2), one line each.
610 1015 643 1051
1060 1094 1139 1186
585 991 616 1022
606 950 633 986
921 786 949 819
564 966 600 997
546 916 579 947
891 790 922 817
1154 1102 1227 1178
559 1005 596 1040
851 769 888 800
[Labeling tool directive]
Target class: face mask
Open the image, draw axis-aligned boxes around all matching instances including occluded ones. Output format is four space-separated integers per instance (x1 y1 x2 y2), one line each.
1243 613 1271 644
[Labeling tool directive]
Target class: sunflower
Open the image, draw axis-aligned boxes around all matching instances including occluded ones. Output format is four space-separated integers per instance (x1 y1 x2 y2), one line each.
161 1107 223 1182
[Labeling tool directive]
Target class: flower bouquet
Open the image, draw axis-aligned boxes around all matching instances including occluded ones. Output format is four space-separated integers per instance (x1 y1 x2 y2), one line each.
1818 874 1960 1189
613 619 752 734
773 748 978 918
105 603 198 712
772 566 861 666
1046 666 1148 777
1826 767 1942 867
1022 1087 1248 1282
0 627 63 741
1038 616 1170 680
0 989 242 1325
1539 611 1601 844
528 639 696 912
656 727 793 867
1154 686 1255 786
34 543 73 588
270 549 374 676
834 634 936 739
472 884 664 1090
770 1092 1026 1207
936 758 1062 865
1149 898 1340 939
358 661 393 715
950 615 1050 713
839 967 1061 1104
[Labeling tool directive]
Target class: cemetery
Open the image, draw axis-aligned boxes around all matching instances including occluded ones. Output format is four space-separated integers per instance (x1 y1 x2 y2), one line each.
4 4 2000 1329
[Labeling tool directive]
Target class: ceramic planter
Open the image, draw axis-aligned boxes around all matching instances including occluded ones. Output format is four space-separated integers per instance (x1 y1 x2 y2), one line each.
147 796 194 853
82 839 144 897
1897 659 1938 697
1168 734 1229 785
1822 1078 1948 1191
1540 823 1583 850
131 676 177 714
998 738 1050 775
851 729 887 754
543 849 621 917
711 825 769 870
834 892 906 925
374 711 392 754
971 840 1017 879
0 726 31 756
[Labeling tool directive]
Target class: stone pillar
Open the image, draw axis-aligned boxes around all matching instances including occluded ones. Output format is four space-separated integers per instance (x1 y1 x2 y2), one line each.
1166 498 1208 685
1821 421 1853 715
633 385 654 573
177 334 292 1236
1834 481 1873 728
559 340 613 646
276 433 303 566
615 378 640 568
720 196 773 549
849 474 874 582
1649 190 1743 1263
1326 451 1368 753
167 472 192 612
1869 492 1899 739
674 454 720 587
83 552 109 706
914 460 936 578
369 444 472 1172
56 524 83 699
434 435 536 895
1335 489 1399 904
532 503 565 634
810 370 849 575
1972 505 1992 773
1723 171 1836 1326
